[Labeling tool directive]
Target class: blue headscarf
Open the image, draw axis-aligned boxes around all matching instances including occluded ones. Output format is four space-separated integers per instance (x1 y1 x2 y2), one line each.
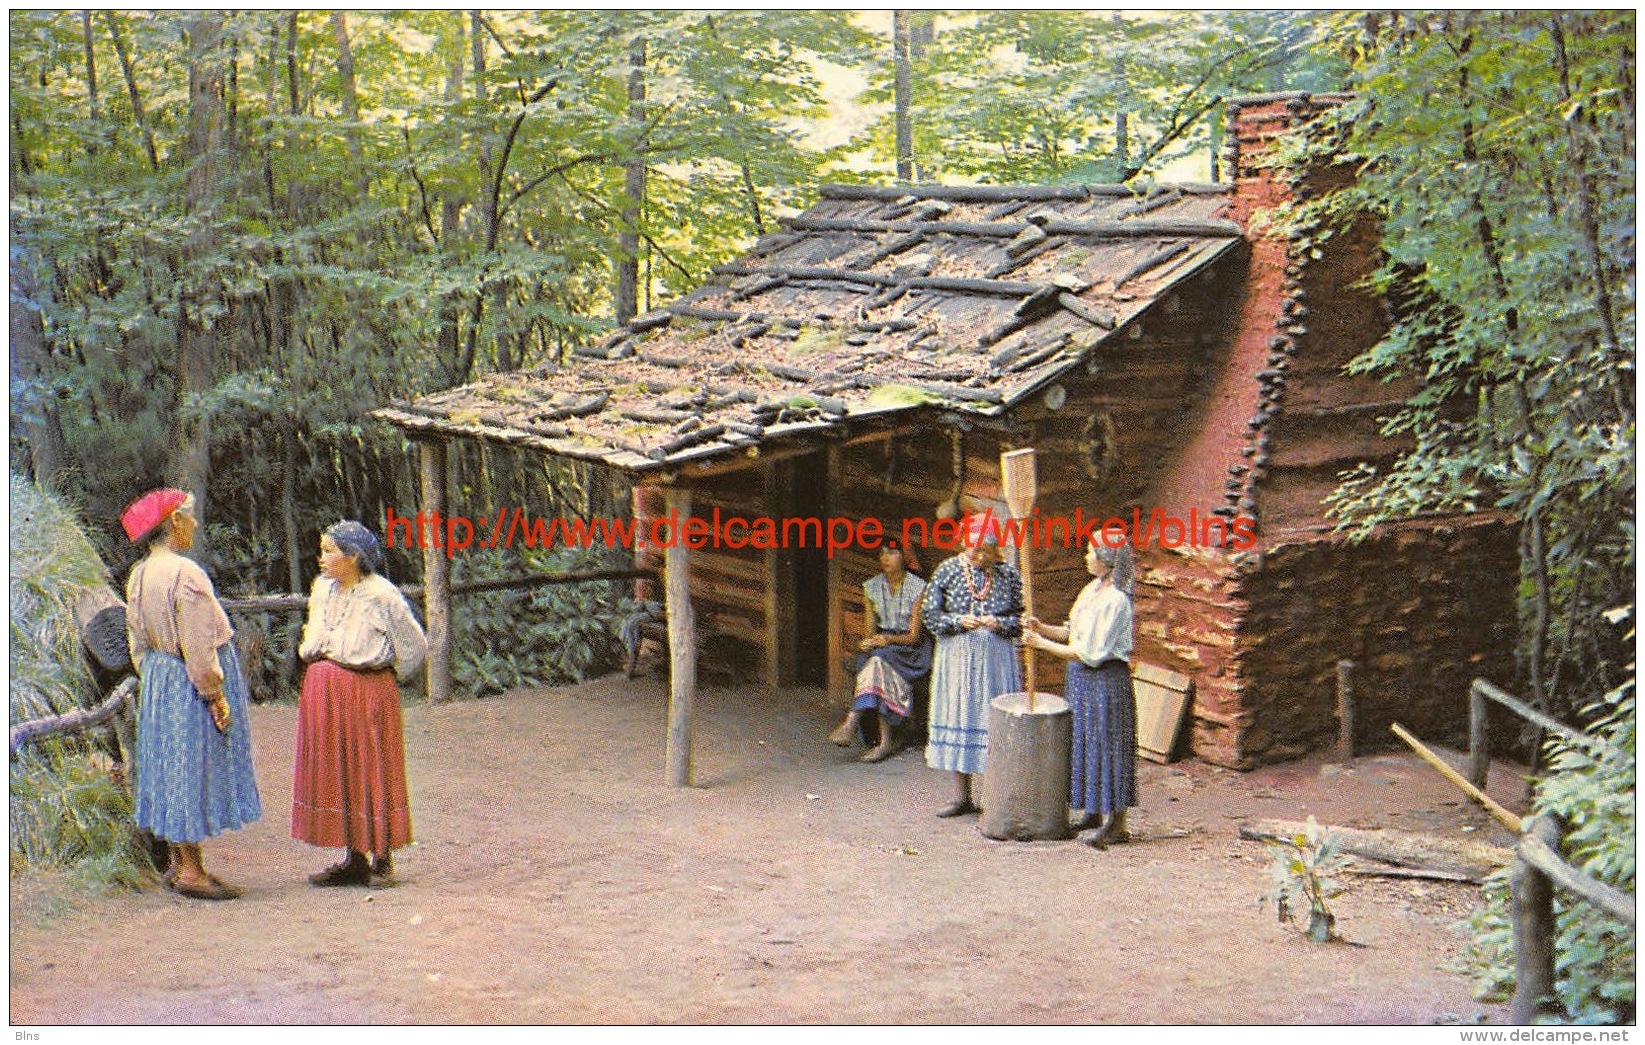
325 520 382 575
1091 538 1135 596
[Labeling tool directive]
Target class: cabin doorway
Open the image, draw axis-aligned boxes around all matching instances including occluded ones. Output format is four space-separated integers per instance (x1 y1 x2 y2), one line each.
767 453 830 687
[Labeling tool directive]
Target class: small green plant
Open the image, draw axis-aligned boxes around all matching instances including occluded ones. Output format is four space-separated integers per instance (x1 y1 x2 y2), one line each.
1259 815 1350 943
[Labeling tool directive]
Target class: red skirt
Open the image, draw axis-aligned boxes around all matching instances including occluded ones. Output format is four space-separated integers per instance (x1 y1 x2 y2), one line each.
292 660 413 854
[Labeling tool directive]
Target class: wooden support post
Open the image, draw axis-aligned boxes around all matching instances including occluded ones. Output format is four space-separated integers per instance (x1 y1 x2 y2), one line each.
762 460 797 687
1468 681 1491 790
1510 814 1563 1024
824 445 844 702
418 440 451 705
1335 659 1355 764
664 487 696 788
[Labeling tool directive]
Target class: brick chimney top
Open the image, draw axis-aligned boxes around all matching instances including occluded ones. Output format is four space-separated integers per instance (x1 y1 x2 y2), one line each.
1223 92 1354 184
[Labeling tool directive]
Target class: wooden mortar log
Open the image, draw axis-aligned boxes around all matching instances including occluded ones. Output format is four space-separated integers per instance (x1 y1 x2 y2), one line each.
978 692 1072 842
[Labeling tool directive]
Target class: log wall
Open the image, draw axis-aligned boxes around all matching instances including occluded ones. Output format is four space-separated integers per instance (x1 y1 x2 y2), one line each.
1233 515 1519 765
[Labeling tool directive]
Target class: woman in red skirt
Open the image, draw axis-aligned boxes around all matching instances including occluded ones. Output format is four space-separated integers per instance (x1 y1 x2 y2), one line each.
294 520 427 886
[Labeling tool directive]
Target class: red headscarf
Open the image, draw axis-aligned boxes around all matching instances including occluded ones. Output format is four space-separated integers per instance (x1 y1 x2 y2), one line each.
121 488 189 543
962 510 1000 548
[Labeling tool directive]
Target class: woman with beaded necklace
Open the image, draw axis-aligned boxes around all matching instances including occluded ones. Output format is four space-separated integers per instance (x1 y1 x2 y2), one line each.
920 512 1023 818
293 521 427 886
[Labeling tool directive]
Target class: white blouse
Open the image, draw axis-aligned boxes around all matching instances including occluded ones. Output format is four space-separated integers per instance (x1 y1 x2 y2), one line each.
125 546 235 697
299 573 428 681
1066 578 1133 668
865 572 927 633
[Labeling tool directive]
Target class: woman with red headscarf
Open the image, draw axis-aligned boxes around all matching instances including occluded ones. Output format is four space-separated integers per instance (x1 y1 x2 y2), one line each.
919 512 1023 817
122 488 262 899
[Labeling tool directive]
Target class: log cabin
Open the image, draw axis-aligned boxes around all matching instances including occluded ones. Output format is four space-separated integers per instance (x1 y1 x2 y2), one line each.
377 93 1516 775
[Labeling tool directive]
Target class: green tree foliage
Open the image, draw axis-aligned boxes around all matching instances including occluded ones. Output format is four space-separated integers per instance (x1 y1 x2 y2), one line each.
848 11 1344 185
8 11 862 623
1456 665 1635 1023
449 546 629 697
1295 11 1634 718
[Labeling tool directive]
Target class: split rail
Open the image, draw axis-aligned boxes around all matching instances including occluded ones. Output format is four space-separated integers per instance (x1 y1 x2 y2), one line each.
1398 678 1634 1024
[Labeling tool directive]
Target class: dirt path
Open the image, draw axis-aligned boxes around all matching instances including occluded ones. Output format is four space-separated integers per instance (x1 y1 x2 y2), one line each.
10 671 1521 1025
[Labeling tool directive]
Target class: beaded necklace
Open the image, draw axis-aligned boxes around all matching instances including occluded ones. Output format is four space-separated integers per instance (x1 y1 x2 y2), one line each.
964 560 993 610
323 578 358 635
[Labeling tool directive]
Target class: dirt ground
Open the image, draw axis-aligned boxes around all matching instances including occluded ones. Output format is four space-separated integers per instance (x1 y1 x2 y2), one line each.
9 667 1526 1026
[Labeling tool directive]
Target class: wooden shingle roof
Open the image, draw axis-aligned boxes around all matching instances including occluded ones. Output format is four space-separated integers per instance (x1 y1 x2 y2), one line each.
376 182 1243 474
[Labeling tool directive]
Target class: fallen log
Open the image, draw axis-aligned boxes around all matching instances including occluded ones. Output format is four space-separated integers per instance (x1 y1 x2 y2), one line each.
10 676 138 756
1238 818 1512 883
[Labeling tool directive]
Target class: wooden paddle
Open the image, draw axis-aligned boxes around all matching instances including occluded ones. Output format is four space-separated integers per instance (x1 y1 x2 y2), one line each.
1001 447 1037 710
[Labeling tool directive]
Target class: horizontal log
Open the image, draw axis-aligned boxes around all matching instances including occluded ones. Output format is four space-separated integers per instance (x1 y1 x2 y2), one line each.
219 569 658 615
11 677 138 755
820 183 1125 203
1472 678 1625 760
715 263 895 287
1041 217 1243 239
1057 293 1117 330
1238 817 1511 883
1109 187 1184 219
1113 242 1192 289
1517 832 1636 926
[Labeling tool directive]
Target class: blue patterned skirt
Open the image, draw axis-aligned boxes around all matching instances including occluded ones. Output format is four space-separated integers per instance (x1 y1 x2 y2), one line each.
1066 659 1137 815
925 629 1020 775
848 630 933 722
134 646 262 843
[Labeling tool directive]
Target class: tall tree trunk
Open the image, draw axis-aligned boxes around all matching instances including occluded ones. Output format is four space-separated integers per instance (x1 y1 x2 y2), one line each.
331 12 367 200
260 18 288 352
614 37 646 324
438 12 467 381
1548 12 1632 423
282 423 302 594
105 12 160 171
9 250 70 488
284 11 300 114
81 11 100 159
173 14 228 518
226 30 240 184
893 11 913 185
469 11 515 374
1112 15 1129 178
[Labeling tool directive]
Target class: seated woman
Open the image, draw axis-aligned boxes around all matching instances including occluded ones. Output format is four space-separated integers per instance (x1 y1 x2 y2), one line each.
828 540 932 762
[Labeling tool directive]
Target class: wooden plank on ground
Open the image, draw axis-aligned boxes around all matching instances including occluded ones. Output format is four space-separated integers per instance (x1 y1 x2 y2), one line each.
1133 660 1192 763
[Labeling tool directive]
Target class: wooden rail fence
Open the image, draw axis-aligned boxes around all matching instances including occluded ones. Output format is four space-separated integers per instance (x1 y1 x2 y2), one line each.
1399 677 1635 1024
9 568 657 757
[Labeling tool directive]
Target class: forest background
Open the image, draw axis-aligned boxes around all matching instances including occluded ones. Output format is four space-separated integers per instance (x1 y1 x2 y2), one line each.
8 9 1634 718
6 11 1636 1019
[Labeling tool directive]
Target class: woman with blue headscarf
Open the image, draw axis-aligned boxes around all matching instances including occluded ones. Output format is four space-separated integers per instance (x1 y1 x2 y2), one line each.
1024 534 1137 849
294 520 427 886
